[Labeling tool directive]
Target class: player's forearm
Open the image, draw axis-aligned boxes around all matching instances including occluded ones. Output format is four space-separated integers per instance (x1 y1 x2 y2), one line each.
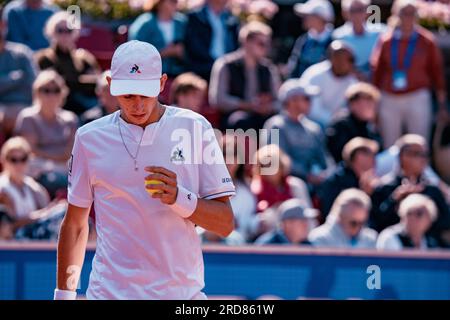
188 198 234 238
56 216 89 290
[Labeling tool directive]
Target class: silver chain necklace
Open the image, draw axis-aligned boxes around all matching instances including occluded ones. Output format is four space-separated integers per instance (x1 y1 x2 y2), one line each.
118 115 145 171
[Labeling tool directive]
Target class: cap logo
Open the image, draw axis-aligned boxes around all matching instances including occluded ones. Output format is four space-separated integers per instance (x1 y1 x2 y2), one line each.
130 64 142 74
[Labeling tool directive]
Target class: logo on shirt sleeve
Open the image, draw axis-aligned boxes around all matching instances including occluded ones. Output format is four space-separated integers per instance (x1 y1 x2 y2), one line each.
68 154 74 176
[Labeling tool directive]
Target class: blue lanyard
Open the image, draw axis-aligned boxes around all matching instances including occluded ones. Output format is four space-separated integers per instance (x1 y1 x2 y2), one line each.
391 31 418 71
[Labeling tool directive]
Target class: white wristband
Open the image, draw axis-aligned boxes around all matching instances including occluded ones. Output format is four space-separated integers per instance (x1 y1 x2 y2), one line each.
54 289 77 300
172 185 198 218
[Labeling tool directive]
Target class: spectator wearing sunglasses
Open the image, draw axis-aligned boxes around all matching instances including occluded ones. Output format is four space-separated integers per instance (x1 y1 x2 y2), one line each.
309 188 377 248
2 0 58 51
14 70 78 198
209 21 280 131
371 134 450 245
333 0 386 80
35 11 101 115
0 137 51 232
377 194 441 250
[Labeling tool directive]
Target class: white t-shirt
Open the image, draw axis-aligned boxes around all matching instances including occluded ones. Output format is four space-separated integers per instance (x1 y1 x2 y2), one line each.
301 60 358 128
68 106 235 299
157 19 175 45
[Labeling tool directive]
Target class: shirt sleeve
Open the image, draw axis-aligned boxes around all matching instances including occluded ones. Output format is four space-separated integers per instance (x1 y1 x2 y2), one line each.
197 123 236 200
67 130 93 208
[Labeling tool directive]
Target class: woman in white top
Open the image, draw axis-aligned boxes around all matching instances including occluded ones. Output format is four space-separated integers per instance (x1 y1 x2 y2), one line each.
0 137 50 230
376 194 440 250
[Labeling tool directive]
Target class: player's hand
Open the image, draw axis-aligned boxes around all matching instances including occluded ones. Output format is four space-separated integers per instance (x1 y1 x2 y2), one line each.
144 166 178 205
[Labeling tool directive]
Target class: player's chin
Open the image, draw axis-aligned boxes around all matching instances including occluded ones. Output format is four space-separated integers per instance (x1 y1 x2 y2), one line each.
130 113 150 124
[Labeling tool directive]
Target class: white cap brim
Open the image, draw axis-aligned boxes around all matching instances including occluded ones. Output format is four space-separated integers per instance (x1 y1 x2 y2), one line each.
110 78 160 97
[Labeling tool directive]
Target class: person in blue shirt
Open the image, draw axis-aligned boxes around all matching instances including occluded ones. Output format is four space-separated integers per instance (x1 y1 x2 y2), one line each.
128 0 187 78
332 0 386 80
2 0 58 51
184 0 239 80
284 0 335 79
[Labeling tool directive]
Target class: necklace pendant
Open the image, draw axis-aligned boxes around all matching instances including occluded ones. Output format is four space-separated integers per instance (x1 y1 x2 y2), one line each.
134 160 138 171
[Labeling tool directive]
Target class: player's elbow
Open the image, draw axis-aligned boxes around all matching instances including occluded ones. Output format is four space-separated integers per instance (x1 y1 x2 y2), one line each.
218 209 235 238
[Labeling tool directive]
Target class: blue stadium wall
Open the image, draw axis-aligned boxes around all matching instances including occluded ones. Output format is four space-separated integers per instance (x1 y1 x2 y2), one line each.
1 244 450 300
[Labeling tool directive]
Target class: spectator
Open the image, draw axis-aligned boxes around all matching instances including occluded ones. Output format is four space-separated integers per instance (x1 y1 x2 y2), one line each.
2 0 58 51
222 134 257 242
309 188 378 248
14 70 78 198
302 40 358 128
128 0 187 78
377 134 446 188
318 137 380 218
169 72 207 113
370 134 450 243
283 0 334 78
377 194 441 250
80 70 119 125
333 0 386 79
432 116 450 185
250 144 312 214
371 0 447 148
0 4 37 137
209 21 280 131
256 199 316 245
0 209 14 240
263 79 328 186
0 137 50 230
35 11 101 115
184 0 239 80
326 82 382 163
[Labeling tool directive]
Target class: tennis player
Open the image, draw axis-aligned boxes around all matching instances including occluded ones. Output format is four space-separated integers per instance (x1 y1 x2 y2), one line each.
55 40 236 300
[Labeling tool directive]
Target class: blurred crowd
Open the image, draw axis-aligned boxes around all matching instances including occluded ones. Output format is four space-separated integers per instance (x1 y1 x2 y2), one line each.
1 0 450 252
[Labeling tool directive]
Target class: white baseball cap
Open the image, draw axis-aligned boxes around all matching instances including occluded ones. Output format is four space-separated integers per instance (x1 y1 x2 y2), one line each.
278 79 320 104
294 0 335 22
110 40 162 97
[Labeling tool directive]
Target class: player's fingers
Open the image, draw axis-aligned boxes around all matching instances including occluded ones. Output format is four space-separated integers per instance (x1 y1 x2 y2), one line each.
145 166 177 179
145 173 176 187
147 183 176 194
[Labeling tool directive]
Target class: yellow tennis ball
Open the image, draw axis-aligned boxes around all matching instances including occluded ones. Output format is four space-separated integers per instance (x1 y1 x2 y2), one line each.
145 179 164 194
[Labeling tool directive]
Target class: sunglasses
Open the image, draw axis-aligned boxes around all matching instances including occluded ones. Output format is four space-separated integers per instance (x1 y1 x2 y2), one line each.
348 220 365 228
408 208 428 219
56 27 73 34
6 155 29 164
39 87 62 95
349 7 366 14
404 150 428 159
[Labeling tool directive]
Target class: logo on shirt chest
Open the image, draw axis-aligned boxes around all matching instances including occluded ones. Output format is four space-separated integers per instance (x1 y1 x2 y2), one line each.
170 147 185 163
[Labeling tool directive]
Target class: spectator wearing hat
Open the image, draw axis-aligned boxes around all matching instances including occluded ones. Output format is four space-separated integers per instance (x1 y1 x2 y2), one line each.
0 4 37 137
371 0 447 149
283 0 334 78
80 70 119 125
301 40 358 128
256 199 317 245
184 0 239 81
326 82 382 163
2 0 58 51
209 21 280 131
128 0 187 79
309 188 378 248
333 0 386 80
371 134 450 244
377 194 442 250
263 79 328 187
317 137 380 218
